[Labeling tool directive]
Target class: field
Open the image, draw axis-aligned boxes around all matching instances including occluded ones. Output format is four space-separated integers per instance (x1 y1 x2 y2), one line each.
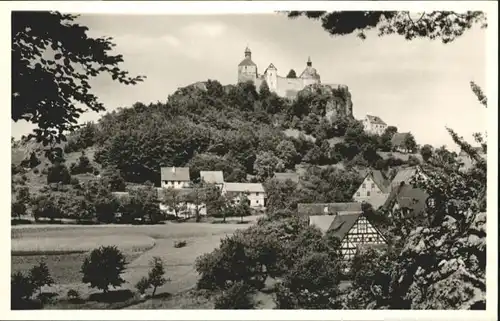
12 217 262 309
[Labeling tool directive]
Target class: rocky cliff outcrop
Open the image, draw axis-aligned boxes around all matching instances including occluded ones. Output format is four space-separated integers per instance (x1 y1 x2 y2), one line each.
296 84 353 119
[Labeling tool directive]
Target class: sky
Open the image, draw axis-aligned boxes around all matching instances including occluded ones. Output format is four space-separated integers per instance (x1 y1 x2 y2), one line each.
11 13 488 150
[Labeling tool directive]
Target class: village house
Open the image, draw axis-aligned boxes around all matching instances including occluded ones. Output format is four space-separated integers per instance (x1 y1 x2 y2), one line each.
391 132 411 153
389 165 426 191
382 184 430 218
297 202 387 264
272 172 300 184
352 170 390 209
200 171 224 189
222 182 266 208
160 167 190 189
157 188 206 218
362 115 388 136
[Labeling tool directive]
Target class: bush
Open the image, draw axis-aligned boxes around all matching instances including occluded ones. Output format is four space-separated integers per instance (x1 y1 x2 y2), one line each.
67 289 81 301
214 281 255 309
135 277 151 295
29 260 54 296
81 246 127 293
70 151 94 175
174 240 187 248
11 271 36 309
47 163 71 184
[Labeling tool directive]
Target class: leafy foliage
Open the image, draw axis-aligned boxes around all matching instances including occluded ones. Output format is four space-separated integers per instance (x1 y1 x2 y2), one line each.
147 257 169 297
81 246 127 293
214 281 255 309
11 271 36 309
12 11 145 145
29 260 54 295
287 11 486 44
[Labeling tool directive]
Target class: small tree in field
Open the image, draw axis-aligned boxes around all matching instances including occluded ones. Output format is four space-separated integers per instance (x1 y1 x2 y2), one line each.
135 277 150 296
29 260 54 296
235 194 252 222
81 246 127 294
11 271 36 305
148 256 169 297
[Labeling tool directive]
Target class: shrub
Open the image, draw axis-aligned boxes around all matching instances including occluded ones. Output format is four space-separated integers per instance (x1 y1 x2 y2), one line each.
148 257 169 297
174 240 187 248
29 260 54 296
12 202 27 219
70 151 94 175
135 277 151 295
67 289 80 301
47 162 71 184
70 177 80 186
81 246 127 294
214 281 255 309
11 271 36 309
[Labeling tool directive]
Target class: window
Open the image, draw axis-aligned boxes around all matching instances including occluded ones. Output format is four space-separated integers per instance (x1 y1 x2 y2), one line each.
368 237 372 242
367 191 371 196
371 183 375 188
362 183 366 188
256 192 259 196
256 200 259 204
356 192 360 197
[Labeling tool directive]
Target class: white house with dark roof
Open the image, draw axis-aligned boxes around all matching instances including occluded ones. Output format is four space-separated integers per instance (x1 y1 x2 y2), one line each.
200 171 224 189
362 115 387 136
222 182 266 208
160 167 190 189
353 170 390 209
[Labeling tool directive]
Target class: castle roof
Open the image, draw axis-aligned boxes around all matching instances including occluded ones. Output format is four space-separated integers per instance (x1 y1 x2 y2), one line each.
366 115 387 125
264 63 277 74
300 66 320 80
238 57 257 67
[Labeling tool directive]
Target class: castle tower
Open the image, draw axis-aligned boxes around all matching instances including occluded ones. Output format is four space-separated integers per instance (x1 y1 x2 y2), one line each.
264 63 278 93
237 46 258 84
300 56 321 87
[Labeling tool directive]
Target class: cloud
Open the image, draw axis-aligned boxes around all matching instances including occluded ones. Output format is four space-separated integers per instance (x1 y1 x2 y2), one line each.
181 21 227 38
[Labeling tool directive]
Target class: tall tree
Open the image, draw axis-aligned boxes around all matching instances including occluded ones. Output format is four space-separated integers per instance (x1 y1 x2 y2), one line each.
287 11 486 44
161 188 187 218
12 11 145 146
286 69 297 78
403 133 417 153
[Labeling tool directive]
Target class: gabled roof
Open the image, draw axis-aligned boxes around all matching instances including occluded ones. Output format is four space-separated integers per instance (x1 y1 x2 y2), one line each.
383 184 429 217
362 194 390 210
161 167 190 182
224 182 265 193
264 63 277 74
328 212 362 240
238 57 257 67
365 115 387 125
390 166 419 187
370 170 390 193
309 215 337 233
200 171 224 184
273 172 300 183
297 202 362 217
391 132 409 147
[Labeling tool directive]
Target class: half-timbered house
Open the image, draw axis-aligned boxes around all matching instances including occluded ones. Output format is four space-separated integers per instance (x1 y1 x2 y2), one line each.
328 212 387 263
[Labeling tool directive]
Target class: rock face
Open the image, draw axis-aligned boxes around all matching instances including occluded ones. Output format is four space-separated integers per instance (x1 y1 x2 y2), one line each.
296 84 354 119
392 211 486 309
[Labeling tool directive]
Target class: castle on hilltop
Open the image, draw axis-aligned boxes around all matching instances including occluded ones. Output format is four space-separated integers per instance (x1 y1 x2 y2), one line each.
237 46 322 98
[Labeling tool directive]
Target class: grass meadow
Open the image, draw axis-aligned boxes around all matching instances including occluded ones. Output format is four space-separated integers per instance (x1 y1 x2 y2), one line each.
11 218 262 309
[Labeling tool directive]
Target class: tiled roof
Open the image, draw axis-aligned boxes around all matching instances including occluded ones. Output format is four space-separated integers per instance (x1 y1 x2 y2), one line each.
238 57 257 67
366 115 387 125
111 191 130 200
309 215 337 233
224 182 265 193
362 194 390 210
377 151 423 162
391 132 409 147
328 212 362 240
297 202 362 217
273 172 300 183
371 170 390 193
160 167 190 182
390 166 419 187
383 184 429 217
200 171 224 184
